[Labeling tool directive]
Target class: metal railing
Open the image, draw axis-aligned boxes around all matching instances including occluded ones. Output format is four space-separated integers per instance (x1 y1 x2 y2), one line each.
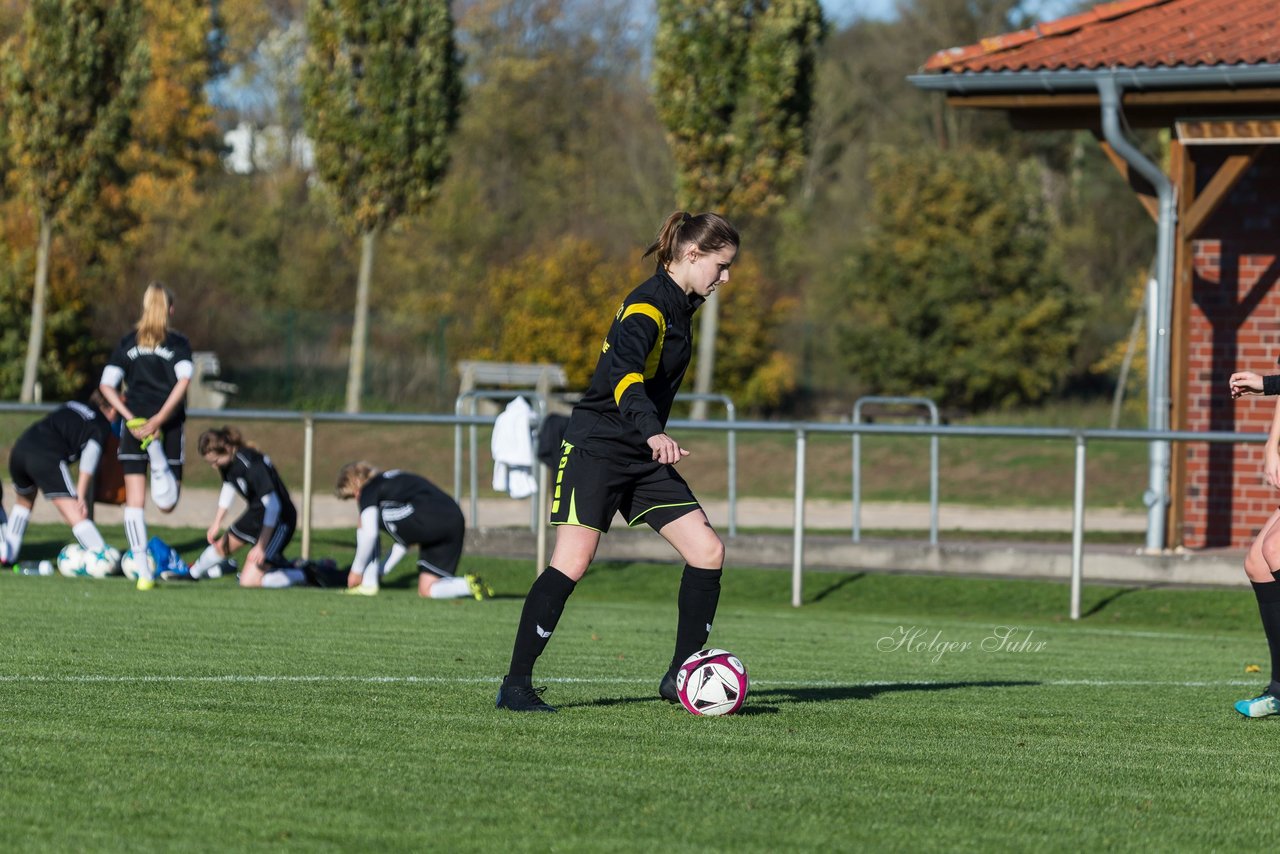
852 396 939 545
0 402 1260 620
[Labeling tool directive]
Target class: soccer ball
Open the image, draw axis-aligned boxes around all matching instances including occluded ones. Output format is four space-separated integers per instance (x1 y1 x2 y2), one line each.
120 549 157 581
56 543 88 577
675 648 749 717
83 547 122 579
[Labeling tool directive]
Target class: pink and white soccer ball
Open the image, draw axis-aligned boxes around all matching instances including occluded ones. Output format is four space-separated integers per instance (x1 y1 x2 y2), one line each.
675 648 748 716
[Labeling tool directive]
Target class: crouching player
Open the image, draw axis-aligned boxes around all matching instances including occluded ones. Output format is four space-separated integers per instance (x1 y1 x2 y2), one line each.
334 461 490 600
189 426 306 588
4 391 119 563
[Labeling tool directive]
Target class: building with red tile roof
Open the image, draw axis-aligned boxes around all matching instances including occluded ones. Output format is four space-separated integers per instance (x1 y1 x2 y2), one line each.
910 0 1280 552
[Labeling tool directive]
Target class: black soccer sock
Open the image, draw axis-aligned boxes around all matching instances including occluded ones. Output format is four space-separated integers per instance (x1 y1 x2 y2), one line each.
1255 575 1280 696
670 565 723 672
505 566 577 684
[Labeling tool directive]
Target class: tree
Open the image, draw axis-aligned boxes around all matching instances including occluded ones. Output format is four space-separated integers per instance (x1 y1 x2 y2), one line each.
653 0 824 416
2 0 148 401
302 0 462 412
833 146 1086 412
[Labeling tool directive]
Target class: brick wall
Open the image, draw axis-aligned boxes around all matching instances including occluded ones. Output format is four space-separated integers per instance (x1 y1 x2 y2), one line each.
1184 147 1280 548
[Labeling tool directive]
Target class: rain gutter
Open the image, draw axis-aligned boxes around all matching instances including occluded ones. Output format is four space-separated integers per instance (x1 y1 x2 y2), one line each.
908 62 1280 550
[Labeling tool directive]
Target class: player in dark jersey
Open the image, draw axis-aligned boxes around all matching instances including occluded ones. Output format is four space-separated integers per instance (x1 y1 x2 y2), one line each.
496 211 740 713
98 282 192 590
189 426 306 589
3 391 119 563
334 461 491 599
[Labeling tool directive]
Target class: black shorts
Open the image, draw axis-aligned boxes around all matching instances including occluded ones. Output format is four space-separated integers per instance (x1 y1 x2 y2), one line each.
383 502 465 578
549 441 700 533
119 423 185 479
10 449 75 500
228 508 296 563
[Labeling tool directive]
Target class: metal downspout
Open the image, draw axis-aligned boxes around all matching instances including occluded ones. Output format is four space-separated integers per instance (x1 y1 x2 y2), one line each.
1096 74 1178 552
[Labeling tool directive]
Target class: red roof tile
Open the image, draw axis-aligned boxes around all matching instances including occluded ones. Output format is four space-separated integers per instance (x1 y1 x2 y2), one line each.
923 0 1280 73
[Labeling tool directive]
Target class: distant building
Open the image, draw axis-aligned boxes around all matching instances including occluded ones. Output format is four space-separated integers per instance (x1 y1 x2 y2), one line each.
222 122 314 174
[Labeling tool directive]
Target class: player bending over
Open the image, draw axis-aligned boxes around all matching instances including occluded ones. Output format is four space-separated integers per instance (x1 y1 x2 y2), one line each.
189 426 306 589
334 462 490 600
495 210 739 713
3 391 119 564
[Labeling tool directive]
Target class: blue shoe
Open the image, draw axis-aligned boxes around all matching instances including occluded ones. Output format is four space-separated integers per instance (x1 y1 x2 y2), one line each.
1234 694 1280 718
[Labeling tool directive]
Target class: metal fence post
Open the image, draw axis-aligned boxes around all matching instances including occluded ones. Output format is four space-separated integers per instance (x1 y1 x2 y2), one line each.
792 426 806 608
853 396 940 545
301 414 315 559
1071 433 1086 621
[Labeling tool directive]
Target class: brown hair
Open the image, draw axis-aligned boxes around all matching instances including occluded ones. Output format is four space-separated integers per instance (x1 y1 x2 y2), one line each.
136 281 174 349
88 388 113 415
335 461 379 500
198 426 249 458
642 211 740 267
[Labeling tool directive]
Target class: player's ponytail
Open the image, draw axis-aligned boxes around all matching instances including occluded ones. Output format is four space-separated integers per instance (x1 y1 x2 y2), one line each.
643 211 740 268
136 281 174 349
334 461 379 500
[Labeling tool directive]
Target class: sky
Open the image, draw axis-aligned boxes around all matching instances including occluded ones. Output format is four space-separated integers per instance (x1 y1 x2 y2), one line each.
820 0 1087 26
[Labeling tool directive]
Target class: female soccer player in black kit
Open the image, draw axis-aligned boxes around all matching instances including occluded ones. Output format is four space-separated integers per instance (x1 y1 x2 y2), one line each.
190 426 305 589
3 391 119 563
496 211 740 712
98 282 191 590
334 462 490 600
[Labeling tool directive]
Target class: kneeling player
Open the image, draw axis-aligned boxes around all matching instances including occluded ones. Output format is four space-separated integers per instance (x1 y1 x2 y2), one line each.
189 426 305 588
4 391 119 563
334 461 490 599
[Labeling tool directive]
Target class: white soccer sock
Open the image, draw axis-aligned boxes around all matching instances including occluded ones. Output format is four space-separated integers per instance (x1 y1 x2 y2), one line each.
260 568 306 589
123 507 150 576
146 443 179 510
6 505 30 560
189 544 223 579
72 520 107 553
428 576 471 599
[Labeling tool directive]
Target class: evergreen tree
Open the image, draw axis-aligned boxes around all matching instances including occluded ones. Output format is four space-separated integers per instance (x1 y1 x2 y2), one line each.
302 0 462 412
653 0 824 415
3 0 148 401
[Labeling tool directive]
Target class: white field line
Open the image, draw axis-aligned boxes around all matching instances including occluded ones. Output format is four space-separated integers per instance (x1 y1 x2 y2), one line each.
0 674 1262 688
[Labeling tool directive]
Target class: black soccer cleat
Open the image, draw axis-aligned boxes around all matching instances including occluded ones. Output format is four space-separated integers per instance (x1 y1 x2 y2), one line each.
659 669 679 703
495 681 557 713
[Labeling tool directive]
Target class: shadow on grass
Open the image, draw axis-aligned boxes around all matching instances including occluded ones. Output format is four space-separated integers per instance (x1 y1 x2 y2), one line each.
808 572 866 603
558 679 1037 712
1079 585 1169 619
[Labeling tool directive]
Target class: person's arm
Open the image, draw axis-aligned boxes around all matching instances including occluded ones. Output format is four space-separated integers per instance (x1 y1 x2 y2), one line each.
98 365 134 422
1229 371 1280 398
208 482 237 544
351 506 381 574
246 491 280 568
608 302 688 464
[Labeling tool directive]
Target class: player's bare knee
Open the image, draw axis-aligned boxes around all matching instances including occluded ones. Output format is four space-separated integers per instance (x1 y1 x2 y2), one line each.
687 536 724 570
1246 549 1273 582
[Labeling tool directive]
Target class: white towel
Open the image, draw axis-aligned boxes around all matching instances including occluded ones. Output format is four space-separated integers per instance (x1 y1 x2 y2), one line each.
491 396 538 499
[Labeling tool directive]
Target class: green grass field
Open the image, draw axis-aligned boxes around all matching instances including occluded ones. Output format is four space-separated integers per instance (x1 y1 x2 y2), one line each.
0 522 1273 851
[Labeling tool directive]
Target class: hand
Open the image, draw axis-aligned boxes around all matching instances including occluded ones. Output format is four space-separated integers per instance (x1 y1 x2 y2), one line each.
646 432 690 465
206 524 220 545
1230 371 1264 398
247 543 266 570
72 499 87 520
1266 449 1280 491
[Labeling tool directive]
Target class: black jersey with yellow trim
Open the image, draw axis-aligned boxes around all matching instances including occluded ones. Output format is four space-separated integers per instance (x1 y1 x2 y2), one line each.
563 267 703 460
